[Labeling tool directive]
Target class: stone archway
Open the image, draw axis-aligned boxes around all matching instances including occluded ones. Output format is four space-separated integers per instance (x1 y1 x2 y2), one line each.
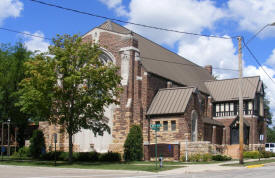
191 110 198 142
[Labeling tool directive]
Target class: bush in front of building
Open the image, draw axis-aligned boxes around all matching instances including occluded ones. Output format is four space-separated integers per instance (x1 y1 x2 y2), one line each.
11 146 31 158
40 151 120 162
98 152 121 162
261 151 273 158
243 151 261 159
29 130 46 159
181 153 212 162
123 125 143 161
211 154 232 161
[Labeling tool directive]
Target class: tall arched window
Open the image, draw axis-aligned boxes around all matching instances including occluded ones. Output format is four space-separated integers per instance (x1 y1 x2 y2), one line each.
99 48 116 65
191 110 198 142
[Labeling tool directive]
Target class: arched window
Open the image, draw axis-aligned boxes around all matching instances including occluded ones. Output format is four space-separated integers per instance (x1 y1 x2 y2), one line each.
191 110 198 142
99 48 116 65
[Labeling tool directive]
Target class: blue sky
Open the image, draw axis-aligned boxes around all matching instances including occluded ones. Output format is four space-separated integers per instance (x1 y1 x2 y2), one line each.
1 0 275 123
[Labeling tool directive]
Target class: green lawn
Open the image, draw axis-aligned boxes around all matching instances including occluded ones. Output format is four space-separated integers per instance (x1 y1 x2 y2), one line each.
0 159 183 172
222 158 275 167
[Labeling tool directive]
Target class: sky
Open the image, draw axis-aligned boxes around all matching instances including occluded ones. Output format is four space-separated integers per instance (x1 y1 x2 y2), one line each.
0 0 275 124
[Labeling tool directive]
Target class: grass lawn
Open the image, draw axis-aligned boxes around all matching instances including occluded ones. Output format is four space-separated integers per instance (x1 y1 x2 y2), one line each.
222 158 275 167
0 159 183 172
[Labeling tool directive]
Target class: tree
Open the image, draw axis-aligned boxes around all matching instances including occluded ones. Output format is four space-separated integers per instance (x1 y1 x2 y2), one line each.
29 130 46 159
17 34 122 163
0 43 32 147
263 85 273 126
267 126 275 143
123 125 143 161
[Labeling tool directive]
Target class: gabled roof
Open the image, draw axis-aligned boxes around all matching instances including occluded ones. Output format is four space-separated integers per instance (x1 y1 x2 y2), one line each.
204 76 261 102
147 87 196 116
97 21 214 94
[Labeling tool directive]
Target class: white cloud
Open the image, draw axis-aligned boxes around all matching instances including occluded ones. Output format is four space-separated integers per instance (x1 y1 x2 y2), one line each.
0 0 23 25
266 49 275 67
178 36 238 79
244 65 275 124
23 31 50 53
124 0 225 46
228 0 275 38
98 0 128 17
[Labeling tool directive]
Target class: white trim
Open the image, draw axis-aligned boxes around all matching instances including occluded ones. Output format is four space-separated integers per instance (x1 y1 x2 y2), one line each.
136 76 142 81
119 46 140 52
99 47 116 65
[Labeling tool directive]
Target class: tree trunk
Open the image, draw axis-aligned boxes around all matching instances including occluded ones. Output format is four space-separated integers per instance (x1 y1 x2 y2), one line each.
68 131 73 164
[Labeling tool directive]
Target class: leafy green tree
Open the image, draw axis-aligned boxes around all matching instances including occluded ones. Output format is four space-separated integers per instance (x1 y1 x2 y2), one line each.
124 125 143 161
267 126 275 143
29 130 46 159
0 43 32 147
17 34 121 163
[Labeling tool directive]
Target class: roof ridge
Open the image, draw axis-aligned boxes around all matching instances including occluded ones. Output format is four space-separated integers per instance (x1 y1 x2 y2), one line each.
159 86 196 91
98 21 211 72
205 76 260 83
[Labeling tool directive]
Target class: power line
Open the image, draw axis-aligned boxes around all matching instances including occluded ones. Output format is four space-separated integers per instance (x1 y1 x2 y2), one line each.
28 0 236 40
242 39 275 85
0 26 239 72
0 27 51 40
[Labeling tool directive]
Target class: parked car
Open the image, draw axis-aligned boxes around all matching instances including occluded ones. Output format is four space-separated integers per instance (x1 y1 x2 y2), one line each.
265 143 275 153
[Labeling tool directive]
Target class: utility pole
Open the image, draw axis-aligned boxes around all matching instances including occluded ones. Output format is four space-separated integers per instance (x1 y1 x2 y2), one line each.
238 36 244 164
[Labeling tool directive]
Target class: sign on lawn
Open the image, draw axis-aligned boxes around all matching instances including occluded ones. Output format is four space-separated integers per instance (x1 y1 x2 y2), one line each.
150 124 162 131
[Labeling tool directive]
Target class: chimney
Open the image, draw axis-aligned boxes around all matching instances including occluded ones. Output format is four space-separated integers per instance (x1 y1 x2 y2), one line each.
204 65 212 75
167 81 172 88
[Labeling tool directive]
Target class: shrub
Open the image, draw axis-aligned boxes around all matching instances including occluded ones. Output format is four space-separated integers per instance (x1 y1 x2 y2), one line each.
29 130 46 159
77 152 99 162
123 125 143 161
12 147 30 158
261 151 273 158
98 152 121 162
41 151 63 161
189 154 202 162
212 154 232 161
244 151 260 159
202 153 212 162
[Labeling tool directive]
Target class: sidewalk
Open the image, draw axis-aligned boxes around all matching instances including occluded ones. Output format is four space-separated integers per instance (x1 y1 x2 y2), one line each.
161 158 275 174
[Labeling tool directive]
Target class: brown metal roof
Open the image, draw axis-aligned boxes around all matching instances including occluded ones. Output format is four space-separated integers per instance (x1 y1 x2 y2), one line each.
97 21 214 94
147 87 196 116
203 117 224 127
204 76 260 102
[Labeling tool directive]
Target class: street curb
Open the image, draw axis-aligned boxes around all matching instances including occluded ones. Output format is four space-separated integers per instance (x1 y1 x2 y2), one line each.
246 164 264 168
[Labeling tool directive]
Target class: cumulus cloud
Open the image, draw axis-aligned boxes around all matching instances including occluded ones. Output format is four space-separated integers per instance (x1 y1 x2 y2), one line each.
244 65 275 124
125 0 225 46
266 49 275 67
98 0 128 16
178 36 239 79
0 0 23 25
227 0 275 37
23 31 50 53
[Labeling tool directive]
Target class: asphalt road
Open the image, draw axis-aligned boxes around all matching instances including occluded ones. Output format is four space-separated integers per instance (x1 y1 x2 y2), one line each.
0 163 275 178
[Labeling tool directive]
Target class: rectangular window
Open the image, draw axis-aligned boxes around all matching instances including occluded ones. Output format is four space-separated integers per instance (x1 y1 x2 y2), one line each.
225 103 229 111
171 120 176 131
155 121 160 125
216 104 220 112
230 103 234 116
163 121 168 131
270 144 274 148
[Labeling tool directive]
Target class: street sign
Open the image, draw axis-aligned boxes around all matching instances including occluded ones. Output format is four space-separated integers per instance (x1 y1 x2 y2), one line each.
150 124 162 128
54 133 57 143
260 134 264 141
1 146 5 153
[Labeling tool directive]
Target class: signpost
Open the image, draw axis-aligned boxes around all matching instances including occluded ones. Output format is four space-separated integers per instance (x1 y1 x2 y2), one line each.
150 124 162 169
54 133 57 166
259 134 264 161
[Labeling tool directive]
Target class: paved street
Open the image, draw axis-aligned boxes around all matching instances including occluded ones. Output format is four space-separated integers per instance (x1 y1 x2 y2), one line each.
1 163 275 178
